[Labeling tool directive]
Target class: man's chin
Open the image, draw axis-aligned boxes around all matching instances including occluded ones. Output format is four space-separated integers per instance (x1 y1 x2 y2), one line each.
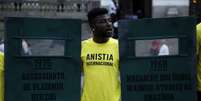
105 32 112 37
97 31 113 38
106 31 113 36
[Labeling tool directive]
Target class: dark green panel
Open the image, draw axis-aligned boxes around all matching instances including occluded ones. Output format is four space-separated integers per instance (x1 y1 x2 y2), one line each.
119 17 197 101
5 17 81 101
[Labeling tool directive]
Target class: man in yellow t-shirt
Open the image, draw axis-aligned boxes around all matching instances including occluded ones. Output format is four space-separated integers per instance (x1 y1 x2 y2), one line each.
0 52 4 101
81 8 121 101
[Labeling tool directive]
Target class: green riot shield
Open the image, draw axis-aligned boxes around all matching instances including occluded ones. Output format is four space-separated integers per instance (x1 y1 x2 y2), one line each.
119 17 197 101
5 18 81 101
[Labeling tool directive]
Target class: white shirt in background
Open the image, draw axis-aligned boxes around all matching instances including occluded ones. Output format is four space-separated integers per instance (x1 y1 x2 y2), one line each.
158 44 169 56
0 44 4 52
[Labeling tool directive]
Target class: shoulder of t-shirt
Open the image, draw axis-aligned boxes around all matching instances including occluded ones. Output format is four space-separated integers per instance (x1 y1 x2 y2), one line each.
197 23 201 26
81 38 118 45
82 38 92 45
0 51 4 57
110 38 118 44
197 23 201 38
197 23 201 31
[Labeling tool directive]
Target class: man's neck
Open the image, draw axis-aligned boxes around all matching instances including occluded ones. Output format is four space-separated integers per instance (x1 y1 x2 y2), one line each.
93 36 110 43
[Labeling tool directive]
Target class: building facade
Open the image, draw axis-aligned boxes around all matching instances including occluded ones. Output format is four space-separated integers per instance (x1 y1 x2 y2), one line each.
119 0 200 21
0 0 100 19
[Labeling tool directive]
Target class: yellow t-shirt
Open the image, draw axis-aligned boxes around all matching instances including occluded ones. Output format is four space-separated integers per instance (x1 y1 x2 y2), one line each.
81 38 121 101
0 52 4 101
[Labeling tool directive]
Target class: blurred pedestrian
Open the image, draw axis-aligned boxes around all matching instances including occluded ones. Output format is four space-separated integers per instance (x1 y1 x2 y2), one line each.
57 0 65 12
150 40 160 56
158 39 169 56
111 13 118 39
0 39 4 53
22 40 32 55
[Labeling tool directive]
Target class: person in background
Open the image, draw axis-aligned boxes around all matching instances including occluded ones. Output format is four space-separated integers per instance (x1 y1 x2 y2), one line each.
22 39 32 55
150 40 160 56
111 0 119 39
196 22 201 101
0 39 4 53
158 39 169 56
0 52 4 101
111 13 119 39
81 7 121 101
150 39 169 56
158 43 169 56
